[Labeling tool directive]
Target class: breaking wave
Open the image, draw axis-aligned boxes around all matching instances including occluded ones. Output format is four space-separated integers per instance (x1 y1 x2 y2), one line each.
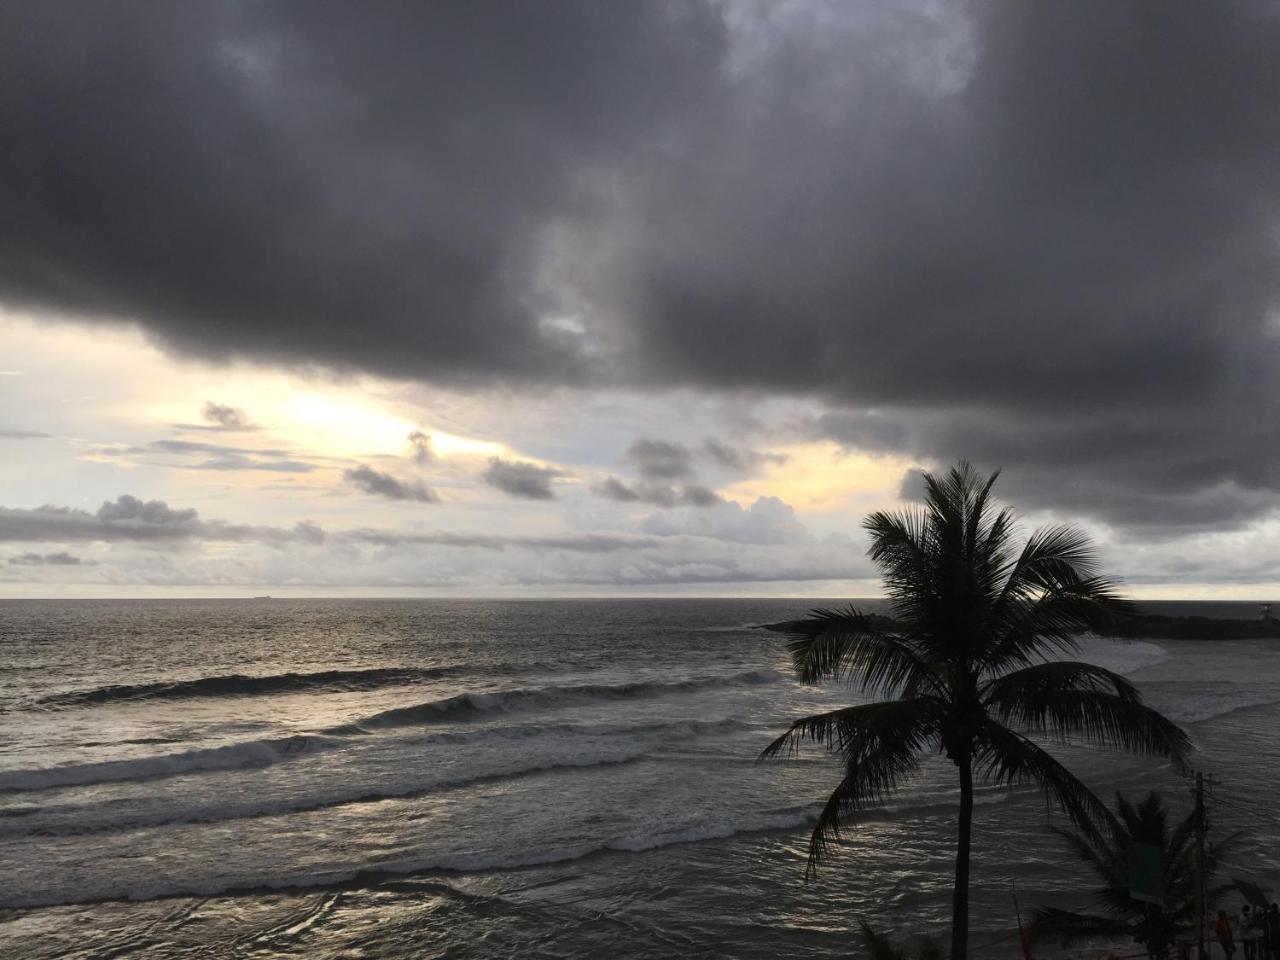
0 734 343 793
36 666 466 707
333 669 782 732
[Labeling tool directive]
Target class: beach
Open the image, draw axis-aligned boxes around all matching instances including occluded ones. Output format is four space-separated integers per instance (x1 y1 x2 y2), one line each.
2 598 1277 958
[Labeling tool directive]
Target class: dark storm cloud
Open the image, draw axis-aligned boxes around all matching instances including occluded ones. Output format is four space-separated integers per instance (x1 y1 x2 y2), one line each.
0 1 724 385
626 438 694 481
482 458 563 500
820 407 1280 532
4 2 1280 537
344 464 439 503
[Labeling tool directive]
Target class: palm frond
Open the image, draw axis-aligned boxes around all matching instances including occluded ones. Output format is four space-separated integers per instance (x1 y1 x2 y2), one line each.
761 699 940 878
981 579 1134 675
863 507 937 625
982 660 1141 706
986 683 1190 767
803 736 925 878
962 466 1001 563
782 606 939 695
974 505 1019 605
1002 524 1102 593
759 698 941 762
973 719 1115 837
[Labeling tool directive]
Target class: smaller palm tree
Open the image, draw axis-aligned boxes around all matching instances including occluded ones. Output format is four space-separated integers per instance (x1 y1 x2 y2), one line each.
1032 791 1243 959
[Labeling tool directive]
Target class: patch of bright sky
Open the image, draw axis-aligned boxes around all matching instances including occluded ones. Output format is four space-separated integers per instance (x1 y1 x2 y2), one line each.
3 309 1275 599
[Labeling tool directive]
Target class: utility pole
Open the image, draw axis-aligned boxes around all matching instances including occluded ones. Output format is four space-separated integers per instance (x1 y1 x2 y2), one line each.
1196 772 1207 960
1193 771 1218 960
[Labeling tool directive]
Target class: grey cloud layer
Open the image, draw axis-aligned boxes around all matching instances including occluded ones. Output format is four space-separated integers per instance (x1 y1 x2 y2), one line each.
594 477 721 509
0 496 324 545
2 2 1279 536
8 551 93 566
0 494 870 587
107 439 315 473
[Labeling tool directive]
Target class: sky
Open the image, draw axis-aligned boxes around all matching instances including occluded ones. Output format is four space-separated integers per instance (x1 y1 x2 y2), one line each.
1 0 1279 599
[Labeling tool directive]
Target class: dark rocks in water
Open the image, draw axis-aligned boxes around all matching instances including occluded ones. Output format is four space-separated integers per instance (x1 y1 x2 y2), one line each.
1110 613 1280 641
756 615 898 635
757 612 1280 641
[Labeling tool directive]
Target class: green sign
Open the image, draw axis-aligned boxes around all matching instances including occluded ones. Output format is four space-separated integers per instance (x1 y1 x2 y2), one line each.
1129 842 1164 905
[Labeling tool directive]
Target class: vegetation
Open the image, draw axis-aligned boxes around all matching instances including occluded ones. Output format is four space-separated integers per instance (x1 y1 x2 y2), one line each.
761 462 1190 960
1032 791 1243 959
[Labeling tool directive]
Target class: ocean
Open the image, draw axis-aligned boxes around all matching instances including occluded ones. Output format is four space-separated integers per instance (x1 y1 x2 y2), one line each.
1 599 1277 958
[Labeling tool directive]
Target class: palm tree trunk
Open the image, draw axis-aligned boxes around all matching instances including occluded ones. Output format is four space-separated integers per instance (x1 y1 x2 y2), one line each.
951 753 974 960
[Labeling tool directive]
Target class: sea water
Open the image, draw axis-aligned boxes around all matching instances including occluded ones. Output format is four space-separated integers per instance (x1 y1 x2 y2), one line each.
0 599 1276 958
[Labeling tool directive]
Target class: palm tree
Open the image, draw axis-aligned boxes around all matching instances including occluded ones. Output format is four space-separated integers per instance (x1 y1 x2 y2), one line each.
761 462 1189 960
1032 791 1243 959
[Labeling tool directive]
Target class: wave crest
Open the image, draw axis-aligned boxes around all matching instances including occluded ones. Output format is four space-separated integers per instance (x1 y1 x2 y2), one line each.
37 666 464 707
0 734 342 793
336 669 781 731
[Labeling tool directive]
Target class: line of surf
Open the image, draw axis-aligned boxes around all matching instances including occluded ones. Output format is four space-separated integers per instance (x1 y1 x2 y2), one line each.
4 787 1027 908
0 715 752 802
331 669 781 733
0 804 821 910
35 665 470 707
2 727 747 839
0 734 344 793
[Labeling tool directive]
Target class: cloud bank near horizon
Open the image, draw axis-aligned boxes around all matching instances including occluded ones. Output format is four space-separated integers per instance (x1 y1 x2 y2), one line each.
0 493 873 590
